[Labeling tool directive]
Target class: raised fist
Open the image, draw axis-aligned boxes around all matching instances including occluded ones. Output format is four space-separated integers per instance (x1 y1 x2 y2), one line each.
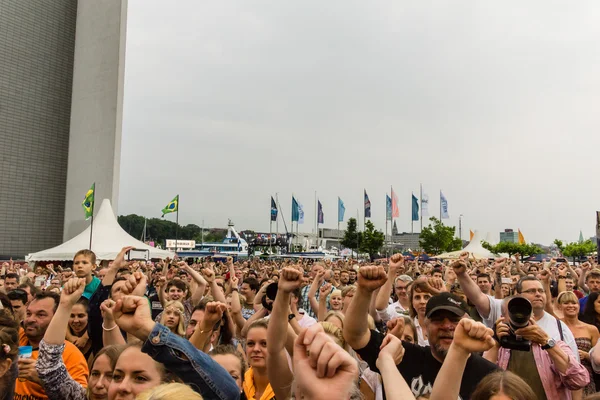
357 266 387 292
278 267 303 293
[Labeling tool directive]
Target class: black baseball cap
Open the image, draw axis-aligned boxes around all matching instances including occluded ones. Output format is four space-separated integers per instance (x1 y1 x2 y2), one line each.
425 292 469 318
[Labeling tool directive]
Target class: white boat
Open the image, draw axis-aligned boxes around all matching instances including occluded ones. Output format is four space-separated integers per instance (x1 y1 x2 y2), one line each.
177 220 249 260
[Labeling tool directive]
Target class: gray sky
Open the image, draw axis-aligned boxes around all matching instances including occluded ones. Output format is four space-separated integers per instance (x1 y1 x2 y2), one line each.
118 1 600 245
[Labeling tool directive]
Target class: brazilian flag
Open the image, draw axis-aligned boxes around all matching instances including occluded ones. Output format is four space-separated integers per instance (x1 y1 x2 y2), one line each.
82 183 95 220
162 195 179 217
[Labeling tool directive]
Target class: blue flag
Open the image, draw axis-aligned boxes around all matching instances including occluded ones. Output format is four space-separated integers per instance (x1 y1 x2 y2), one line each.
412 194 419 221
364 190 371 218
338 197 345 222
440 191 449 219
292 196 299 222
271 197 278 222
318 200 324 224
386 195 392 221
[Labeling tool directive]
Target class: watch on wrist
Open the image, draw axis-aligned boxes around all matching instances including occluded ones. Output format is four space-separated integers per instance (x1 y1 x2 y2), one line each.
288 313 296 321
541 338 556 350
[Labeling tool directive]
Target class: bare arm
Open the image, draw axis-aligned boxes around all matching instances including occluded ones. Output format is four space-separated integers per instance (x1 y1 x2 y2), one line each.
375 273 393 311
229 279 246 333
344 286 374 350
182 263 207 307
103 246 134 287
455 261 492 318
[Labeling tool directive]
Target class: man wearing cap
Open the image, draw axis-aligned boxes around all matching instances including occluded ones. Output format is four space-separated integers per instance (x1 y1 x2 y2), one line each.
344 265 498 399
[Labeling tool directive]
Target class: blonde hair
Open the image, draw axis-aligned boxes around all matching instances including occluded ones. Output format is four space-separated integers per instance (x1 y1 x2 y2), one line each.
367 314 375 330
161 301 186 337
341 285 356 298
320 321 346 349
136 383 203 400
330 289 342 298
557 291 579 305
324 311 345 327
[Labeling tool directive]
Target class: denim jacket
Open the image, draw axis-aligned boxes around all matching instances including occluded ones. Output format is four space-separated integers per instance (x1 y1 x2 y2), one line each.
142 323 240 400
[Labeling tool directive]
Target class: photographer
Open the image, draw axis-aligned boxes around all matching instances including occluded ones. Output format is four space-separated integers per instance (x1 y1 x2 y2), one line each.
452 255 580 360
484 295 588 399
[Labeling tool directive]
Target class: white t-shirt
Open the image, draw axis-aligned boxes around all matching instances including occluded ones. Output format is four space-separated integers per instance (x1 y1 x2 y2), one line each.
297 309 318 328
376 301 408 323
414 316 429 347
480 295 579 361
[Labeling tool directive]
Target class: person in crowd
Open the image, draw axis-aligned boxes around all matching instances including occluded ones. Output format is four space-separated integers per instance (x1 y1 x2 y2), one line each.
4 273 19 292
579 265 600 309
406 278 434 346
300 263 329 319
452 254 580 359
340 285 356 314
73 250 102 300
160 300 186 337
7 288 28 325
244 318 274 400
111 294 240 399
477 273 493 295
348 269 357 284
485 300 589 399
16 290 89 399
136 382 204 400
209 344 246 396
555 291 599 396
67 297 93 361
323 310 345 330
87 345 124 400
239 277 259 319
339 270 350 288
19 282 38 303
0 311 19 400
343 264 499 399
375 254 412 323
581 292 600 332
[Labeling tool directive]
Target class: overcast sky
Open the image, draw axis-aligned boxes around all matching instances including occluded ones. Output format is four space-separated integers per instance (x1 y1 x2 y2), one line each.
118 1 600 245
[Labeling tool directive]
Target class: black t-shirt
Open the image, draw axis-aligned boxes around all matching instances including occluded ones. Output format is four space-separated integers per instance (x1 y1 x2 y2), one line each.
355 329 499 399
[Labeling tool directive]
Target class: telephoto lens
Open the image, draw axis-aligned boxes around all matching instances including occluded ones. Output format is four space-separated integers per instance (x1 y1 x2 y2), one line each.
499 297 533 351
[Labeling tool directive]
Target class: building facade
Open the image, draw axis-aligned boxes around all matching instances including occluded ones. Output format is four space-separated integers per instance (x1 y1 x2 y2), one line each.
0 0 126 258
499 229 519 243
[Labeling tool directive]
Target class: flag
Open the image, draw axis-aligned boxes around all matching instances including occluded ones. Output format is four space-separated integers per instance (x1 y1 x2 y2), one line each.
440 191 449 219
579 230 584 244
470 230 474 241
364 190 371 218
82 183 95 220
338 197 345 222
318 200 324 224
270 197 278 222
518 229 526 244
421 192 429 217
391 187 399 218
411 194 419 221
298 202 305 224
386 195 392 221
161 195 179 217
292 196 299 222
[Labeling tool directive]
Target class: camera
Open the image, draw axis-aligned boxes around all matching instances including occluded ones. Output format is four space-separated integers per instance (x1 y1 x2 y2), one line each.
499 297 533 351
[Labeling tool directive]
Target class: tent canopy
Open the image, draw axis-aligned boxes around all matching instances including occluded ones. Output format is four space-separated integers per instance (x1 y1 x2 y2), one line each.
436 231 497 260
26 199 174 262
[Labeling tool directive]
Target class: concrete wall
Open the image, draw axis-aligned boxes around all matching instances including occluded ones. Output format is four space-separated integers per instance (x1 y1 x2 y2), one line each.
63 0 127 240
0 0 78 258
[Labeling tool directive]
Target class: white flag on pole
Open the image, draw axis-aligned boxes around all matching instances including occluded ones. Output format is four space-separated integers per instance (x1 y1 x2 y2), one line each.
298 203 305 224
421 193 429 217
440 192 449 219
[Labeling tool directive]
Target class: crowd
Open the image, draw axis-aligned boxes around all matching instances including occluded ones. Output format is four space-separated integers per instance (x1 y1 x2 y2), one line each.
1 249 600 399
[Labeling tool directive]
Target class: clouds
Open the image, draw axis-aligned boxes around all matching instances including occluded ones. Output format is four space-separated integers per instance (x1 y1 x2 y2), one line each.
119 1 600 244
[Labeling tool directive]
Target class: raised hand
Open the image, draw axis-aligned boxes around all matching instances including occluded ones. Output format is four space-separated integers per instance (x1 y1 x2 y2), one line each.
60 278 86 306
357 266 387 292
537 270 551 285
378 333 405 365
459 252 469 262
451 319 496 355
493 258 507 273
514 318 550 346
293 324 358 400
112 295 156 340
319 282 333 297
230 275 239 289
113 246 135 271
389 254 405 275
202 267 216 284
278 267 303 293
100 299 117 323
386 317 405 340
123 271 148 297
451 259 468 276
200 301 227 329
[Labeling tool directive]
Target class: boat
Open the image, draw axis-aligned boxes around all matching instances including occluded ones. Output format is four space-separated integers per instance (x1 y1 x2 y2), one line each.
177 220 249 261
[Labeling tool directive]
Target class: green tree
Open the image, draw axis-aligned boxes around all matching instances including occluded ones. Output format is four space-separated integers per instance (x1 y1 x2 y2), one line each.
419 217 462 255
341 218 359 251
481 241 542 258
359 220 385 260
553 239 565 253
563 240 596 263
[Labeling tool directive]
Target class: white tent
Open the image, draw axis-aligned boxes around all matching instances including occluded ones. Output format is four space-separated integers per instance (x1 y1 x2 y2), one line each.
26 199 174 262
436 231 497 260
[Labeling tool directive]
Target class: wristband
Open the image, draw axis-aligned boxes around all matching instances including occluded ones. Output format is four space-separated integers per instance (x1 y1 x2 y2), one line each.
102 322 118 331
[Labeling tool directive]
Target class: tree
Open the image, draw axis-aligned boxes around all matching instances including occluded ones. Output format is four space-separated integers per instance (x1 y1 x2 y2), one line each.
553 239 565 253
563 240 596 263
419 217 462 255
481 241 542 258
118 214 202 246
341 218 359 251
359 220 385 260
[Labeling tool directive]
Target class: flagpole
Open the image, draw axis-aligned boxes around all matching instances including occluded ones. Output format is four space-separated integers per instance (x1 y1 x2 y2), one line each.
89 182 95 250
269 197 272 253
420 184 423 231
175 195 179 253
275 193 279 237
314 191 317 247
439 190 442 220
411 192 414 234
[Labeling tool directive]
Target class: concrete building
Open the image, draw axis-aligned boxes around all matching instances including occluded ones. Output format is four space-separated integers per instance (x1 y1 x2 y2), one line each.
500 229 519 243
0 0 127 258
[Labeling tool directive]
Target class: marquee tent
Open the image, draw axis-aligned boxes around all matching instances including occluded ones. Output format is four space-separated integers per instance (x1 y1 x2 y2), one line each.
26 199 174 262
436 231 497 260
